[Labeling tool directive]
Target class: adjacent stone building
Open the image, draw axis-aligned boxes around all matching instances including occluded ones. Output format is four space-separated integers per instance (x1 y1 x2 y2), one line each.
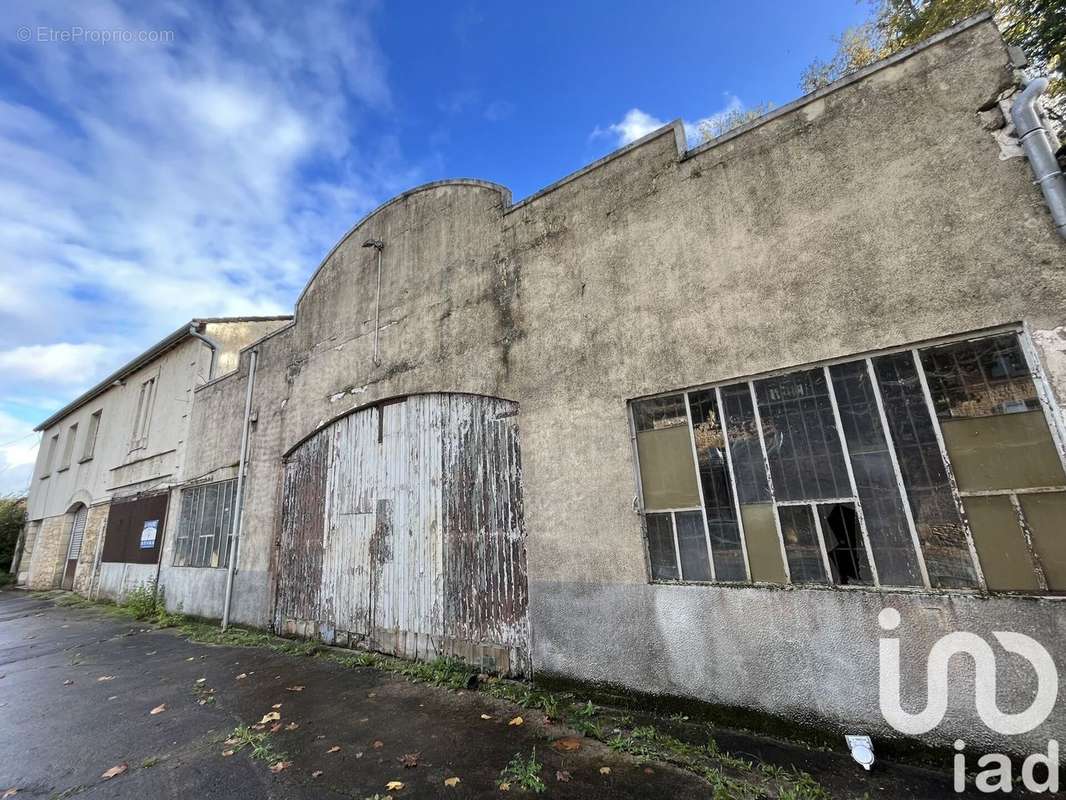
24 15 1066 756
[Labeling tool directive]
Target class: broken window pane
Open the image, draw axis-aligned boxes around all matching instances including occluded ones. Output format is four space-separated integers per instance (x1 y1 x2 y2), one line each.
688 390 746 581
874 352 978 588
646 512 679 581
920 334 1039 419
633 395 689 432
829 361 923 586
754 370 852 502
720 384 770 504
921 335 1065 492
777 505 826 583
818 502 872 586
633 395 701 510
675 510 713 581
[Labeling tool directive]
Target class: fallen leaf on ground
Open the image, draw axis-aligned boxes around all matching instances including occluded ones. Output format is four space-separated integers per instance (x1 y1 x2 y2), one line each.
480 714 492 720
499 782 511 791
508 716 523 726
100 763 128 780
251 724 266 731
269 761 291 773
372 740 384 749
62 680 73 686
272 703 282 709
2 788 18 798
385 781 404 791
149 704 166 715
269 723 282 733
196 678 206 684
97 676 115 682
185 657 195 662
259 711 281 724
399 752 420 768
355 752 364 759
556 770 572 782
236 673 248 679
286 685 304 692
444 777 461 787
599 766 611 775
222 750 234 757
552 737 582 752
311 771 323 778
285 722 299 730
327 746 341 754
224 737 241 745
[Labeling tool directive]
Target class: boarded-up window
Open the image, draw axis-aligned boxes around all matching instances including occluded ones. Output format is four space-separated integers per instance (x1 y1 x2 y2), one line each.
172 479 238 568
101 493 168 564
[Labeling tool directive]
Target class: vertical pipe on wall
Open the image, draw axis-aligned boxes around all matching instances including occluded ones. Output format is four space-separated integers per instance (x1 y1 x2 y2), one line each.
222 348 258 630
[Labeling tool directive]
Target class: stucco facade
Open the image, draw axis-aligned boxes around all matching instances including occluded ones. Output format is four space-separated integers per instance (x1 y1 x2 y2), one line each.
30 16 1066 757
23 318 290 597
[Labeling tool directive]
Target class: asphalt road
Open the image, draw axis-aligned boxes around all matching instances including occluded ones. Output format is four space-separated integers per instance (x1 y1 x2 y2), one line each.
0 590 715 799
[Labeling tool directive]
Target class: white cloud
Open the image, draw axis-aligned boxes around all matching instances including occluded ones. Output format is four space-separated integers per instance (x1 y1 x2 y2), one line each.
593 95 756 149
0 0 423 454
0 343 117 384
593 108 667 147
0 409 39 497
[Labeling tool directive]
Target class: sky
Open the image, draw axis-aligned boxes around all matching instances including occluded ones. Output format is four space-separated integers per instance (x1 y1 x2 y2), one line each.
0 0 869 495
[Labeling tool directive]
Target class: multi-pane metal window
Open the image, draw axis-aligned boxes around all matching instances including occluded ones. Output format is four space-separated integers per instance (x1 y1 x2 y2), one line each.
172 479 238 568
631 330 1066 594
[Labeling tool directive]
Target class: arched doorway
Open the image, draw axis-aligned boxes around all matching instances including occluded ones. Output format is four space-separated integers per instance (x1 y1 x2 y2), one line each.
274 393 529 674
62 504 88 591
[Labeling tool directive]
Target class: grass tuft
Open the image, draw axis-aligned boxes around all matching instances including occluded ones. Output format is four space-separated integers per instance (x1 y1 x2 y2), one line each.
498 749 546 793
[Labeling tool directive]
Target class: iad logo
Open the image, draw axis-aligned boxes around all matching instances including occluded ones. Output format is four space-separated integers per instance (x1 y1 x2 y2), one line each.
878 607 1058 735
878 607 1061 794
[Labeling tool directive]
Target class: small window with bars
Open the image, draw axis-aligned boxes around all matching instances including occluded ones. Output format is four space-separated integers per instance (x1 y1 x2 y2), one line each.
173 479 239 568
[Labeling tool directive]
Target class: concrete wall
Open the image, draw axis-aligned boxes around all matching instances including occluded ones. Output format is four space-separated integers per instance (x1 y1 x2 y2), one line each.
96 562 158 602
177 18 1066 754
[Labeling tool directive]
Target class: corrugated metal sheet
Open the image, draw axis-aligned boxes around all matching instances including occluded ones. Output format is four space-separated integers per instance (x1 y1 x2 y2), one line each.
274 393 529 675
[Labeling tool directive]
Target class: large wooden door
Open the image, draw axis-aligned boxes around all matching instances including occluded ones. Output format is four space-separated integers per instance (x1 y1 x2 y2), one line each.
275 393 529 674
62 505 88 590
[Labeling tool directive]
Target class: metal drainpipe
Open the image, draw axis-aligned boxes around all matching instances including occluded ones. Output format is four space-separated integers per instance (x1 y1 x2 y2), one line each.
1011 77 1066 240
362 239 385 365
188 324 221 380
221 348 258 630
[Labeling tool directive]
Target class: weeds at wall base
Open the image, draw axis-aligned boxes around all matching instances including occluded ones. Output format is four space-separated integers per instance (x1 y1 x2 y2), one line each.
38 589 831 798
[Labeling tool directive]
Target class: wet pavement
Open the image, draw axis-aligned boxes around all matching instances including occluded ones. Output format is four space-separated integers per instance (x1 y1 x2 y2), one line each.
0 590 714 799
0 590 987 799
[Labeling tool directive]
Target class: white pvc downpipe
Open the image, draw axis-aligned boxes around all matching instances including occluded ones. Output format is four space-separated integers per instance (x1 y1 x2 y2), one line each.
1011 77 1066 239
221 348 258 630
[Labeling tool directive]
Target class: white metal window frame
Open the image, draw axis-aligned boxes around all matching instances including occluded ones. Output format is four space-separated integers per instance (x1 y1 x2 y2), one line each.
629 324 1066 596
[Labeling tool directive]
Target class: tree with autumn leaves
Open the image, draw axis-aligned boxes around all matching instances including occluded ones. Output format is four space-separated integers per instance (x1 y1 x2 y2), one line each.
802 1 1064 134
